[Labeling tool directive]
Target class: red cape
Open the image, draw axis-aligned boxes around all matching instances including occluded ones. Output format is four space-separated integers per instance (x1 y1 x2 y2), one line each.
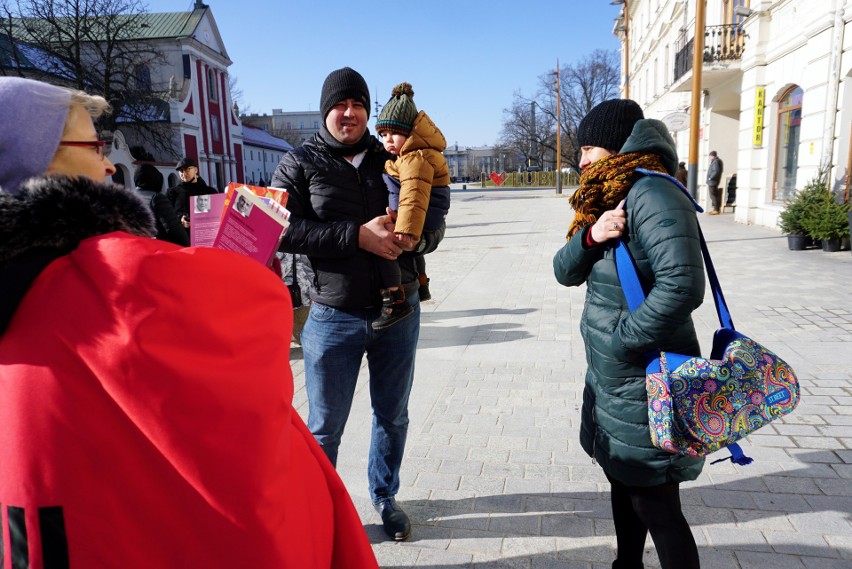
0 233 378 568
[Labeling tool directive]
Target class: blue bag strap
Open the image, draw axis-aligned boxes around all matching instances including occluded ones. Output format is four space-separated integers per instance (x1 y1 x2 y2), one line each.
615 169 734 330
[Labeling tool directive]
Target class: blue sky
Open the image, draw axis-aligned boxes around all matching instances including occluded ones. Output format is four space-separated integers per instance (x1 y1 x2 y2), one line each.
145 1 621 147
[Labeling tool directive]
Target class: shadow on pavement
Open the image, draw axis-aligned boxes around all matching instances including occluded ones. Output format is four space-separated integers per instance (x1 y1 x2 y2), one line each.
371 451 849 567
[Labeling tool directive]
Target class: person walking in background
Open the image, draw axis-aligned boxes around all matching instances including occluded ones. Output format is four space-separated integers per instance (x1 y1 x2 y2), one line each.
271 67 446 542
553 98 705 569
166 156 216 228
0 76 378 569
675 160 688 186
373 82 451 328
134 163 190 246
706 150 724 214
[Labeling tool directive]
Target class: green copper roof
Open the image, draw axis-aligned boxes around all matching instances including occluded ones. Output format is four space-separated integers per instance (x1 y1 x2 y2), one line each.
131 10 205 40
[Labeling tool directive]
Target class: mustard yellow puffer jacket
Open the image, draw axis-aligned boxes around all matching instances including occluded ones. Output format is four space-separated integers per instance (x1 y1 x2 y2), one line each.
385 110 450 239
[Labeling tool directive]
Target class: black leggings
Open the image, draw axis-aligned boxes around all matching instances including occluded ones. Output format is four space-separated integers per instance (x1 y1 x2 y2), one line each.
607 474 700 569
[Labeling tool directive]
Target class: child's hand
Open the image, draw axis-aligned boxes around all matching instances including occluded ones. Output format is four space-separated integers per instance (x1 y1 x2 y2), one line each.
394 233 418 251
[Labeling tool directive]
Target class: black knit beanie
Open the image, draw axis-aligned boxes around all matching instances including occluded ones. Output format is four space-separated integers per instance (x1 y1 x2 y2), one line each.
320 67 370 119
577 98 644 151
376 82 418 136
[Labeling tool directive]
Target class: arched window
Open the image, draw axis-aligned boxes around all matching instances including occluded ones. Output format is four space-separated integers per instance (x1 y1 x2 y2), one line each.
134 64 151 90
207 68 218 102
773 86 803 201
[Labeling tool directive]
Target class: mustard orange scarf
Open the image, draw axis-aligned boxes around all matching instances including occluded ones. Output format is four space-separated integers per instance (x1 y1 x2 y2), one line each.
566 152 667 239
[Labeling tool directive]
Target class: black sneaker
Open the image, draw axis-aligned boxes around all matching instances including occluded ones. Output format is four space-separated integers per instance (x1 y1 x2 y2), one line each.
374 498 411 541
372 288 414 330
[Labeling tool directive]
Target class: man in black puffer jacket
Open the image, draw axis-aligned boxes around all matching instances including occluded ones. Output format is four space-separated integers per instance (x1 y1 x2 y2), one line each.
271 67 445 543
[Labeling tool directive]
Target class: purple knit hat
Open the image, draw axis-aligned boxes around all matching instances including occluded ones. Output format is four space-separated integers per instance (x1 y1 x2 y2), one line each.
0 77 71 195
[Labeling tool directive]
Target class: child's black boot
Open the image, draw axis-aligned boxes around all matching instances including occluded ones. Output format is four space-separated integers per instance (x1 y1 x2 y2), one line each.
418 273 431 302
372 288 414 330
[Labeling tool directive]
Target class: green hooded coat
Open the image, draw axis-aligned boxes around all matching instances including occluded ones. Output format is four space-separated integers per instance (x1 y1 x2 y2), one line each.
553 119 706 486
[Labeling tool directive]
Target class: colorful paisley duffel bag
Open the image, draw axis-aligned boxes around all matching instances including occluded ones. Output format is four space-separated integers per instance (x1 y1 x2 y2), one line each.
645 328 800 459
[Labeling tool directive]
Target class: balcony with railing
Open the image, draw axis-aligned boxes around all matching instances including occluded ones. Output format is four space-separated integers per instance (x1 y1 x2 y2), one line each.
672 24 747 90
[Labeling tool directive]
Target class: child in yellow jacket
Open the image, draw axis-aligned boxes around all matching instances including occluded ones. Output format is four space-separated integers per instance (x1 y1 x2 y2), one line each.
373 82 450 330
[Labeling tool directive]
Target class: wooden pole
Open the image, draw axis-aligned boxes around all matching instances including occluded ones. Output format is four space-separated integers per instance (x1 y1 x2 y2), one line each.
687 0 706 200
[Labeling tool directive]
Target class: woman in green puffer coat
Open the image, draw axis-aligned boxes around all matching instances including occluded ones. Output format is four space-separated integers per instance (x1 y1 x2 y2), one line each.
553 99 704 569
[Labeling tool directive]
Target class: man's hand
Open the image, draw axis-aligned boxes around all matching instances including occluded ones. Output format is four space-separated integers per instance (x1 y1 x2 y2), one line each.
360 213 402 260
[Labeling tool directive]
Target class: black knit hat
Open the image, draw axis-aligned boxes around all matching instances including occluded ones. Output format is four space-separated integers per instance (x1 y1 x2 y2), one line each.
577 98 644 151
376 82 418 136
320 67 370 119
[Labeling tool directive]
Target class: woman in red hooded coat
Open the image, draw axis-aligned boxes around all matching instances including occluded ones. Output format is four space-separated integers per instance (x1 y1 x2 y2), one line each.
0 77 377 569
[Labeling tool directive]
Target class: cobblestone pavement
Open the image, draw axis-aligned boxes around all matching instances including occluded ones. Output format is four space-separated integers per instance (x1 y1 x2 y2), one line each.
289 186 852 568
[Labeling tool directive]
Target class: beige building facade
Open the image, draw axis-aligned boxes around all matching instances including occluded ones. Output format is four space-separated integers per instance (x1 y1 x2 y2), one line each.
613 0 852 228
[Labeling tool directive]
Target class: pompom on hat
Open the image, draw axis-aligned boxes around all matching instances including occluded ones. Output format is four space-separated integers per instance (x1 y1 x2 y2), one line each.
577 98 644 152
0 77 71 195
319 67 370 120
375 83 419 136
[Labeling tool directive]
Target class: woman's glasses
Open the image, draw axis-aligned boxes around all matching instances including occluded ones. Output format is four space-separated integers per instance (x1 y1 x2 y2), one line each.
59 140 106 160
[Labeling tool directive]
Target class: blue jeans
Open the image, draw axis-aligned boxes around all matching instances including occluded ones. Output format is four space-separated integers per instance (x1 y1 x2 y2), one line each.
301 294 420 503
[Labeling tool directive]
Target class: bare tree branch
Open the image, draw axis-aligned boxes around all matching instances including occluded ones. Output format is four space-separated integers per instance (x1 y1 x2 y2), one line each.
500 50 620 172
4 0 177 158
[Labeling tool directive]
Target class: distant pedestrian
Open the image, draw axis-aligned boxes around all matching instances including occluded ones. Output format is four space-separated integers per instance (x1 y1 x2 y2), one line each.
706 150 724 214
134 163 189 246
166 156 216 229
675 161 688 186
553 98 704 569
373 82 451 327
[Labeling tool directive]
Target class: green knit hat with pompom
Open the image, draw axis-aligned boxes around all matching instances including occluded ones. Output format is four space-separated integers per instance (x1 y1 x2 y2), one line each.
376 82 418 136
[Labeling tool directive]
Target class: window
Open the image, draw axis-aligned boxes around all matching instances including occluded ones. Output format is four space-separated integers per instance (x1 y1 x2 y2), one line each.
134 64 151 90
211 115 221 142
773 86 803 202
299 121 305 129
313 121 319 129
207 68 218 102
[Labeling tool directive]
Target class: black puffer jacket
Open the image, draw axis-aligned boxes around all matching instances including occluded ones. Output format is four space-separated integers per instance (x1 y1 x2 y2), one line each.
272 133 444 308
553 119 706 486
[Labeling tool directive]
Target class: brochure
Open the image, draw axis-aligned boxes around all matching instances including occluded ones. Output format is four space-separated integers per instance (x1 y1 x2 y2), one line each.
221 182 288 220
212 184 290 266
190 193 227 247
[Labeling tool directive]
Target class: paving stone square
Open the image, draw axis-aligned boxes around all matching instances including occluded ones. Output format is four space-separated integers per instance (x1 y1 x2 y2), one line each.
290 185 852 568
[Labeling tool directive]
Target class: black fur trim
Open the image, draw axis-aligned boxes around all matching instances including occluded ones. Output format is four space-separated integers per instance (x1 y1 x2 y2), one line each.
0 175 156 265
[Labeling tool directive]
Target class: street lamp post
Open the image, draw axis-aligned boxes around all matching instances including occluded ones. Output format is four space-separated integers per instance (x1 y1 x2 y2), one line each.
611 0 629 98
555 59 562 194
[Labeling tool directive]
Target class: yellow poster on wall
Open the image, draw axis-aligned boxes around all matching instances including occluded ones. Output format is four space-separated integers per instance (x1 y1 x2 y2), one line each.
753 87 765 147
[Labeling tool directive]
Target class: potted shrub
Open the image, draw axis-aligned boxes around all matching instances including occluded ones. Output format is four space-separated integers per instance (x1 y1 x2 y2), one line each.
778 174 828 249
803 199 851 252
778 196 809 250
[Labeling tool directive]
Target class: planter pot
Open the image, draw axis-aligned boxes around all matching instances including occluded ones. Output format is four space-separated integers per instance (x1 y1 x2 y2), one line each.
787 234 808 250
821 237 841 252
